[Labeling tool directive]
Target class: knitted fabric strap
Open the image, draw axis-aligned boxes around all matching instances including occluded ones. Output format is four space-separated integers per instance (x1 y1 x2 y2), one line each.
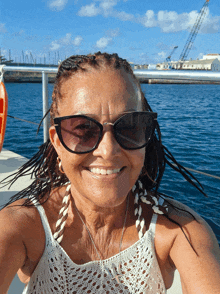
133 182 146 239
53 184 71 243
133 180 168 239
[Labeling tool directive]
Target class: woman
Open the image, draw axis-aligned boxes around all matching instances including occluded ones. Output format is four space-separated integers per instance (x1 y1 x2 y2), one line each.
0 52 219 294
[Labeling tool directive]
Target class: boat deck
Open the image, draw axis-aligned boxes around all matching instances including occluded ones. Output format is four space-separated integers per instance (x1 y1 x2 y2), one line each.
0 148 182 294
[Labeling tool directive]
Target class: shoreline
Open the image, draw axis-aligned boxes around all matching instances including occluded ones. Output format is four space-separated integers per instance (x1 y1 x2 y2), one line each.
3 72 220 84
4 71 56 83
139 78 220 84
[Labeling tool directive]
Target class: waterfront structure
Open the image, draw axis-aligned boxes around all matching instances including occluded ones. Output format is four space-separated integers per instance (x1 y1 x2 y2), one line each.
202 53 220 61
156 62 176 70
133 64 148 70
148 64 157 70
157 57 220 71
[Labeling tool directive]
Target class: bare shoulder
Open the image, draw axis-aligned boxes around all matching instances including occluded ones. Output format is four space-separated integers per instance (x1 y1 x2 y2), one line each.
161 198 220 294
0 188 64 247
0 199 40 293
164 198 219 250
0 186 65 232
0 198 40 234
0 198 43 256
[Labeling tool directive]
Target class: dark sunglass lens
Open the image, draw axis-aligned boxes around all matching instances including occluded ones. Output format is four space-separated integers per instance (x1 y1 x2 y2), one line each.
114 112 155 149
60 117 101 152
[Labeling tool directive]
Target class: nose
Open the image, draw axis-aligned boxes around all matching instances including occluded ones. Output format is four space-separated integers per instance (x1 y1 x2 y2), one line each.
92 126 121 159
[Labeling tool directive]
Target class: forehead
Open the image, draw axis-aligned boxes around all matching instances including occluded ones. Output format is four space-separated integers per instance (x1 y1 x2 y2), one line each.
57 67 143 117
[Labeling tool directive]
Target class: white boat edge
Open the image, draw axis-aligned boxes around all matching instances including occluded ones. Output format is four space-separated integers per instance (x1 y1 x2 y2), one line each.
0 148 183 294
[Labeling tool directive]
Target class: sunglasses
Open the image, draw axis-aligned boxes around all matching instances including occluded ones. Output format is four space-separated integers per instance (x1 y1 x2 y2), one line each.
54 111 157 154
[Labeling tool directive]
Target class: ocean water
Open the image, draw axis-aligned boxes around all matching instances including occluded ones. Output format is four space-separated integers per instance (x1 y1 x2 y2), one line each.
2 83 220 240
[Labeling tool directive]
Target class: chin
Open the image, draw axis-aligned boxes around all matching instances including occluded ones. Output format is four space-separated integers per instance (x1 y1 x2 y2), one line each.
88 190 130 208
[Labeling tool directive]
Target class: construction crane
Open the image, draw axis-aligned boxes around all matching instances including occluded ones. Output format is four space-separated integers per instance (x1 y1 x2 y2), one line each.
178 0 210 67
166 46 178 63
165 46 178 69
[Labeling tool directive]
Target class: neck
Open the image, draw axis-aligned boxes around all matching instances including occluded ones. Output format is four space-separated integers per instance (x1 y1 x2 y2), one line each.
70 190 132 235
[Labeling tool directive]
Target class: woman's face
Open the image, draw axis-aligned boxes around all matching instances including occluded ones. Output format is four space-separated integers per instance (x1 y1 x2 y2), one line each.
50 67 145 208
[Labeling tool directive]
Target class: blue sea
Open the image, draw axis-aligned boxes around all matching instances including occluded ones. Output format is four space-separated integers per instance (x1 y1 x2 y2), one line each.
3 83 220 239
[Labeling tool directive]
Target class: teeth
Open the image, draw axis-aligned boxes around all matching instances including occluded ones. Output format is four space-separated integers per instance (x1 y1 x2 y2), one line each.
89 168 121 175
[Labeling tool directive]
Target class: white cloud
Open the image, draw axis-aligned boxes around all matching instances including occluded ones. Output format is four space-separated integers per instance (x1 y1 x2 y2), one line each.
95 28 119 49
200 9 220 33
78 3 101 17
60 33 72 45
78 0 120 18
78 2 220 35
139 8 220 34
99 0 117 11
96 37 112 49
73 36 83 46
140 10 156 28
50 33 83 51
158 51 167 59
50 41 61 51
48 0 68 11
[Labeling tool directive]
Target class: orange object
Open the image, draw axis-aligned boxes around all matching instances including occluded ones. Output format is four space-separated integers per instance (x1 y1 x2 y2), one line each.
0 82 8 152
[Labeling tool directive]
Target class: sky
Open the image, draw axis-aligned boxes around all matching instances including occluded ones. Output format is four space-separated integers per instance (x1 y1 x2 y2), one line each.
0 0 220 65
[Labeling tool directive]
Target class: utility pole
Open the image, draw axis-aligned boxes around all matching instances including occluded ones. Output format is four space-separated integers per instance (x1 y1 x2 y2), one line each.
30 52 34 64
22 51 25 63
8 49 13 63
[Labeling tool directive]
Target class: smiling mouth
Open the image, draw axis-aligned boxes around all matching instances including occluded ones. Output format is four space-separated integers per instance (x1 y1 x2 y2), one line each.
87 167 125 175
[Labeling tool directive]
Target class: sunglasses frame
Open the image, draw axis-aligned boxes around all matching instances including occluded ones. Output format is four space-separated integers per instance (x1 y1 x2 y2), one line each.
54 111 157 154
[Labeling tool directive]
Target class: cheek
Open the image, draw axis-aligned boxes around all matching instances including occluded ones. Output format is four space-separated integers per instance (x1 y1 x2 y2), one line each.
129 148 146 174
59 150 85 176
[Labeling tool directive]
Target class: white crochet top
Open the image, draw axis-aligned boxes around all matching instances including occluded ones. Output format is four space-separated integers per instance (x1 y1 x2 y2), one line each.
22 198 166 294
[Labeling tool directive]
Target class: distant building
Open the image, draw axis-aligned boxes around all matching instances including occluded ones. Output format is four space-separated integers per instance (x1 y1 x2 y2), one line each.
148 64 157 70
202 54 220 61
173 59 220 71
133 64 148 70
156 58 220 71
156 62 174 70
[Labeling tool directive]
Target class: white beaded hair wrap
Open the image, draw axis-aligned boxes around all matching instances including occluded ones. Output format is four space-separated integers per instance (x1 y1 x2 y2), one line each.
54 181 168 244
53 184 71 243
133 180 168 239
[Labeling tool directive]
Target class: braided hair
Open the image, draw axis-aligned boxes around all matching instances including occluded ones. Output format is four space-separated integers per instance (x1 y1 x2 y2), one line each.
0 51 205 210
